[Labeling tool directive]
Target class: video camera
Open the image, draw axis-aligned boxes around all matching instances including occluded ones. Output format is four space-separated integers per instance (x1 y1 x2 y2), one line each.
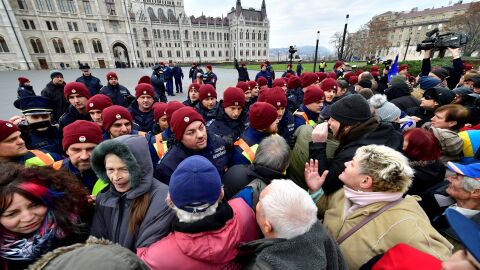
382 59 392 70
288 45 297 55
416 28 469 52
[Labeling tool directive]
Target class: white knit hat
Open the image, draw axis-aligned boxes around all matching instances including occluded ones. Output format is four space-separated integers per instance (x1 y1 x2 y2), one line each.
369 94 401 123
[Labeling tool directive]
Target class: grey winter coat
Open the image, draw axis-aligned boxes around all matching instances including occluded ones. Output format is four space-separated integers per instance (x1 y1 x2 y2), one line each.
90 135 174 251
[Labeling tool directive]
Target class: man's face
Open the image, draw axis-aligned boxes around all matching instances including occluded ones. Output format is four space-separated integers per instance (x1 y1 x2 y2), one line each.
189 88 199 102
276 107 286 120
306 100 324 113
446 171 472 202
52 75 64 85
255 185 274 238
82 69 91 76
89 109 103 126
431 110 456 130
261 66 266 71
181 121 207 151
264 119 279 134
25 114 51 131
251 87 259 97
108 78 118 86
68 94 88 111
324 90 336 103
137 95 154 111
66 142 97 171
202 97 217 110
244 90 252 102
109 119 132 138
158 115 168 131
224 106 243 120
0 131 28 159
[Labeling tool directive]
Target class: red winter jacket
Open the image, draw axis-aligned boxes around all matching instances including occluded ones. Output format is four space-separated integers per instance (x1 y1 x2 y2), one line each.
137 198 260 270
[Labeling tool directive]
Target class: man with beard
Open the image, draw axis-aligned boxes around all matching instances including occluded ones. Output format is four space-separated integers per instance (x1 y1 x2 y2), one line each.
13 96 62 155
41 70 68 122
76 64 102 96
59 82 92 132
100 72 135 107
53 120 108 197
0 119 61 166
154 107 229 184
128 83 156 132
232 102 279 165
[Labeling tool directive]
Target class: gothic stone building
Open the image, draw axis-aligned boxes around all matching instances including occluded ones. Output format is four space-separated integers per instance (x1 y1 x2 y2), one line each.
0 0 269 70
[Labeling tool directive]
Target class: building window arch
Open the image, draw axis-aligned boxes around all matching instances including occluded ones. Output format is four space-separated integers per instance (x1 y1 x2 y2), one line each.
184 29 188 39
143 27 148 38
239 30 243 40
30 38 44 53
52 38 65 53
0 36 9 52
92 39 103 53
72 38 85 53
246 30 249 40
263 31 267 41
257 31 261 40
252 30 255 41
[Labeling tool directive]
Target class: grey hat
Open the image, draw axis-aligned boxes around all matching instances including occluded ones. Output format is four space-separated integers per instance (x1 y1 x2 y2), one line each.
429 126 464 157
330 94 372 125
369 94 401 122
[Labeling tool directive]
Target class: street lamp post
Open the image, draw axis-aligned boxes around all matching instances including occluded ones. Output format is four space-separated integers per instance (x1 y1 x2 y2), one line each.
339 14 349 60
313 30 320 72
403 35 411 62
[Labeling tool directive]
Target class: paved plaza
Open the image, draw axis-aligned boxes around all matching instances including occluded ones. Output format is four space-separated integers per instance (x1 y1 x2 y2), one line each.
0 67 283 120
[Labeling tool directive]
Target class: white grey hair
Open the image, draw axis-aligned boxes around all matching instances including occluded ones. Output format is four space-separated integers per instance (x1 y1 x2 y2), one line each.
260 179 318 239
462 176 480 192
253 135 291 172
172 201 220 223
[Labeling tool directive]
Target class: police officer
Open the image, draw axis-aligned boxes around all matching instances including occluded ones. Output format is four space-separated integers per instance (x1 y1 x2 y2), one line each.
154 107 229 184
232 102 279 165
0 120 61 166
172 61 184 93
151 63 168 102
195 84 219 122
100 72 135 107
128 83 156 132
76 64 102 96
265 87 295 141
293 85 325 129
13 96 62 155
207 87 247 147
53 120 108 197
164 61 175 96
59 82 92 132
87 94 113 128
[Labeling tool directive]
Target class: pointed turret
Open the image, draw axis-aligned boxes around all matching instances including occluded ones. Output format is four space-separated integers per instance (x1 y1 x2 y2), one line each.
261 0 267 18
236 0 242 16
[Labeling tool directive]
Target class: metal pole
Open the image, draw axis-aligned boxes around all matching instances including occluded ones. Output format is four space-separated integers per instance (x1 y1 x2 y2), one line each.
339 14 349 60
313 30 320 72
403 36 411 62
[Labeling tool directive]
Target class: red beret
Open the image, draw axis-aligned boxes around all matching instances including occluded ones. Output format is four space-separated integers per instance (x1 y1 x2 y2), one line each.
304 85 325 105
249 102 278 131
301 72 318 88
247 81 258 89
153 102 167 122
370 66 380 72
101 105 132 131
257 88 269 102
87 94 113 112
188 83 201 92
170 107 205 140
371 71 380 77
355 70 364 76
0 120 19 142
236 81 251 93
206 65 212 70
349 76 359 85
334 61 344 69
223 87 245 108
165 101 185 125
287 76 301 89
321 78 338 92
260 63 266 68
399 64 410 71
272 78 287 88
464 63 473 71
18 77 30 84
316 72 328 82
199 84 217 101
327 72 337 79
137 75 151 85
344 72 355 81
106 71 118 80
64 82 91 100
257 77 268 87
265 87 287 108
62 120 102 150
285 73 293 79
135 83 155 99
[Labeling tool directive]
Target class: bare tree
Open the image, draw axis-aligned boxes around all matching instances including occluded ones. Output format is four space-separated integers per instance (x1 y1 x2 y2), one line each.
365 17 391 58
445 2 480 56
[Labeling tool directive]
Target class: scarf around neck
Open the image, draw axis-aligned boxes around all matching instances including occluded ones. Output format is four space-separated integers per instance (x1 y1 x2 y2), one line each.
0 211 63 262
343 186 403 217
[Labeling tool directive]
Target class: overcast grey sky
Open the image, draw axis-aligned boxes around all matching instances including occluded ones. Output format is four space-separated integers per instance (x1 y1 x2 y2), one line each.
183 0 475 50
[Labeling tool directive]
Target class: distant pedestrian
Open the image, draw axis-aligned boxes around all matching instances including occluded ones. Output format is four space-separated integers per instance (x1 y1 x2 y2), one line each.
296 60 304 76
172 62 184 93
234 58 250 82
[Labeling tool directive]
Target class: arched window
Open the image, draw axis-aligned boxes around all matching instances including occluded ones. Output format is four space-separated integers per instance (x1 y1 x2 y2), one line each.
246 30 249 40
167 9 175 21
0 36 9 52
163 29 167 39
167 30 170 39
52 38 65 53
252 31 255 41
263 31 267 41
211 50 215 57
92 39 103 53
30 38 44 53
240 50 243 56
263 50 267 56
73 39 85 53
143 28 148 38
258 32 261 40
252 49 255 56
240 30 243 40
184 30 188 39
158 8 167 21
133 28 137 39
246 50 249 57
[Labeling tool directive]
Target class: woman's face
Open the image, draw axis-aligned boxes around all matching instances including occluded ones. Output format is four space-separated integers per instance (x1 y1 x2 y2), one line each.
0 193 48 234
189 88 199 101
105 154 131 193
339 157 366 190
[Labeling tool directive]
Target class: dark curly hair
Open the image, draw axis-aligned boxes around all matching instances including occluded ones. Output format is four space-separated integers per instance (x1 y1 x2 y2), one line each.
0 162 92 237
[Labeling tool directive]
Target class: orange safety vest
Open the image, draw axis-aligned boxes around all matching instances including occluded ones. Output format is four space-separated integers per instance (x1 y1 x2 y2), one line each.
29 150 55 166
234 138 258 163
295 111 316 127
154 134 168 158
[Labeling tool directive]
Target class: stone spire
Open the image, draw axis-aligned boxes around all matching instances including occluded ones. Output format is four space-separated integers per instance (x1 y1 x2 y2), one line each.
261 0 267 18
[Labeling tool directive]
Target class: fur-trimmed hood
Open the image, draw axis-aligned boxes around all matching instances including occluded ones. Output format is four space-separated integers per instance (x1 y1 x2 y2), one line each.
91 135 154 199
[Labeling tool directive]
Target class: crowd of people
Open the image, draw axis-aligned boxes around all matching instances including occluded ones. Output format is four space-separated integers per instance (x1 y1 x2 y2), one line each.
1 47 480 270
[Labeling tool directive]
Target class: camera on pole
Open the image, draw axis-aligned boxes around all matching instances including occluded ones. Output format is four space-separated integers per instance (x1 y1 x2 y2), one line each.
288 45 297 67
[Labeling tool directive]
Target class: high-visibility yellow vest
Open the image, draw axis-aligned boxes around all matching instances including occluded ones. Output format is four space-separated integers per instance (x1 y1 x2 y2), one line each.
234 138 259 163
294 111 316 127
52 159 108 196
25 150 55 167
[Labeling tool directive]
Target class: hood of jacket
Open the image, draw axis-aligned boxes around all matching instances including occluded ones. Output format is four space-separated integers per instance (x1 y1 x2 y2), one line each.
91 135 153 199
385 81 411 100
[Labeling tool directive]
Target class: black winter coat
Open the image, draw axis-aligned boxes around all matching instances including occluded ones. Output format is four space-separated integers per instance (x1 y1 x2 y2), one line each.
17 84 36 98
406 107 435 127
309 117 403 195
59 105 92 131
234 59 250 82
41 81 68 122
407 160 446 198
76 75 102 96
206 104 246 147
128 101 155 132
100 84 134 108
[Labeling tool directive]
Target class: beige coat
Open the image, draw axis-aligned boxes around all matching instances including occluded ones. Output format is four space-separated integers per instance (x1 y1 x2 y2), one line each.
322 190 452 270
